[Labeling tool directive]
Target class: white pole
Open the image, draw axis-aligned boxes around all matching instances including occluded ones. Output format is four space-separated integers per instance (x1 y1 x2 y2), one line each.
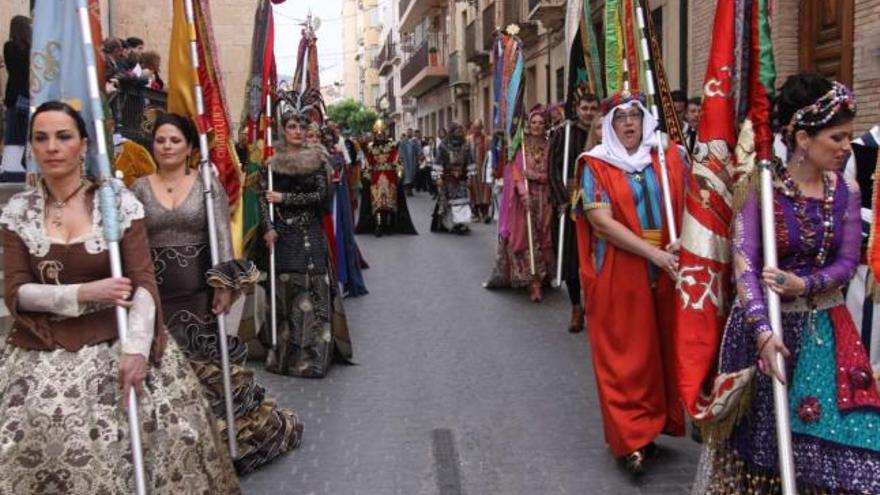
758 159 798 495
75 2 147 493
266 93 278 348
520 135 536 275
183 0 238 460
555 121 571 288
635 4 677 243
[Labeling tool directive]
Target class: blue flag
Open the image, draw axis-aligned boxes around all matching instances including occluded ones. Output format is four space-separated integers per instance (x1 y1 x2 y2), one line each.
29 0 100 174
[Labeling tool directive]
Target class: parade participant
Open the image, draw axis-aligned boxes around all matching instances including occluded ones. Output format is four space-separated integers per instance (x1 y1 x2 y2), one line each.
845 120 880 374
431 122 475 234
577 91 688 474
0 101 240 493
548 88 600 333
468 120 492 223
671 89 688 128
356 120 418 236
484 106 555 302
131 113 303 474
322 125 368 297
1 15 30 179
696 74 880 494
683 97 701 154
399 128 421 197
258 108 353 378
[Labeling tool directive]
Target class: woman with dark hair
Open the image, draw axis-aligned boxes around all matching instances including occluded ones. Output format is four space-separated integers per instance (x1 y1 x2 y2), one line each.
256 110 353 378
1 15 31 178
484 106 555 302
695 72 880 494
0 102 240 493
131 113 303 473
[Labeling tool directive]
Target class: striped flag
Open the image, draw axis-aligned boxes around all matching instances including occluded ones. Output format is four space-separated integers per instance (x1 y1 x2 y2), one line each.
492 30 526 160
675 0 776 418
241 0 277 254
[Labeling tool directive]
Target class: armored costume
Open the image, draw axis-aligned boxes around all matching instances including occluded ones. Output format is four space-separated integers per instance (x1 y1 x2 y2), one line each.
431 126 475 234
356 128 418 236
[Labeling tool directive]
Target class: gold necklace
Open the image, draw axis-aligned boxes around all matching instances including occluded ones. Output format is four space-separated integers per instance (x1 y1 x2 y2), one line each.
158 172 186 194
45 179 86 229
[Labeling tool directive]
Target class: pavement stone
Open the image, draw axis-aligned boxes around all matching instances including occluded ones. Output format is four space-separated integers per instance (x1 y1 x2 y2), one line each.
240 193 702 495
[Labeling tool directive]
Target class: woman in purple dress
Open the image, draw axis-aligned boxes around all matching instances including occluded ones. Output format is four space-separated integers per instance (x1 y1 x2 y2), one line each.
697 73 880 493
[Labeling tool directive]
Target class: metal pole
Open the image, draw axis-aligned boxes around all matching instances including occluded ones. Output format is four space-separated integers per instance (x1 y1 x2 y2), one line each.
266 93 278 348
75 3 146 493
635 3 677 243
183 0 238 460
758 159 798 495
555 120 571 287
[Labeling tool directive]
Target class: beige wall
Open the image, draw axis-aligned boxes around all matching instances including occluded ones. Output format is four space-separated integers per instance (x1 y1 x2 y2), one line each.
853 0 880 132
110 0 259 125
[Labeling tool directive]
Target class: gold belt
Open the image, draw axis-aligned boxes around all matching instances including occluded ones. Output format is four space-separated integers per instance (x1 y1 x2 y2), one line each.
642 229 662 248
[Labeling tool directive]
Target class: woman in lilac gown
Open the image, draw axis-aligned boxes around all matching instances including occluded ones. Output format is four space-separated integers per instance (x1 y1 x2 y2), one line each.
697 73 880 493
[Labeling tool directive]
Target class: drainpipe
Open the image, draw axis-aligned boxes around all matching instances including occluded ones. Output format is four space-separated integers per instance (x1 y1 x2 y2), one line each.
107 0 114 37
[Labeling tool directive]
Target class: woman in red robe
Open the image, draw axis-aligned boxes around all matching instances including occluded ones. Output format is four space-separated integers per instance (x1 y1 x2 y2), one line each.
575 91 688 474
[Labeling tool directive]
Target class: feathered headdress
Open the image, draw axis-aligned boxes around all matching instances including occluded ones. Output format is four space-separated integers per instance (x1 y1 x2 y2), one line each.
275 84 325 125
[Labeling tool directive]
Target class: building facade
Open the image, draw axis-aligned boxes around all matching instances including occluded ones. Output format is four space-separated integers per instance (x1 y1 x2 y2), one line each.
341 0 382 108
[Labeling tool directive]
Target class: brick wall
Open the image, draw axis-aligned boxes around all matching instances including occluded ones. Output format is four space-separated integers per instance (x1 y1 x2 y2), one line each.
688 0 799 97
687 0 878 134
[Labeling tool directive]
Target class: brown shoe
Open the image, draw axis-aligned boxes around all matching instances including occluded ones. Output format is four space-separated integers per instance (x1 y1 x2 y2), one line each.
568 305 584 333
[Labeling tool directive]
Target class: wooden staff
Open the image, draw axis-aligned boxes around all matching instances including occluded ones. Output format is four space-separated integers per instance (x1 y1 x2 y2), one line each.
74 1 147 493
183 0 238 460
555 120 571 287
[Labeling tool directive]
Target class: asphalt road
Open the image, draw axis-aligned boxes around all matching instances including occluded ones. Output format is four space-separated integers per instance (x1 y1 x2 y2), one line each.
240 192 701 495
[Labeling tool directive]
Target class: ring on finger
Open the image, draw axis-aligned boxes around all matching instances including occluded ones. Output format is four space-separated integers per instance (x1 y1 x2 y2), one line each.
122 292 130 300
775 274 786 285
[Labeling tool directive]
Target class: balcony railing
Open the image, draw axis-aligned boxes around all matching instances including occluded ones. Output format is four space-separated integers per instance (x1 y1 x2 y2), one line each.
108 82 167 148
528 0 566 29
400 33 449 97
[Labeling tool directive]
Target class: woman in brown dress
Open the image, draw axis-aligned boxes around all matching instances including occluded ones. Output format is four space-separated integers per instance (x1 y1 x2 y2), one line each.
0 101 240 493
131 113 303 474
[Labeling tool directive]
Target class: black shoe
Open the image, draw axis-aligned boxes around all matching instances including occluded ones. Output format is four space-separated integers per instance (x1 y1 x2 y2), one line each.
621 449 646 476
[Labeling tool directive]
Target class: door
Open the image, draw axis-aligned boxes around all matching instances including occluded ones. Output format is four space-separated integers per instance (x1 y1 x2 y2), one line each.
799 0 854 86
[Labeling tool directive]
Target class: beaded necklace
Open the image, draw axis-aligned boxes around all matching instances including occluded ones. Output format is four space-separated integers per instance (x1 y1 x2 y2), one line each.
777 163 836 344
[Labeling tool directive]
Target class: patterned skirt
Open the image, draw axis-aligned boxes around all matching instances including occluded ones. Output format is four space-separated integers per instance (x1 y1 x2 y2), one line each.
695 304 880 494
265 270 353 378
153 244 303 475
0 340 241 494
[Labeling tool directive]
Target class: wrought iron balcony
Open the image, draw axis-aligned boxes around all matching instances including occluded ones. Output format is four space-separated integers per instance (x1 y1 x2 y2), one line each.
400 35 449 98
108 82 167 148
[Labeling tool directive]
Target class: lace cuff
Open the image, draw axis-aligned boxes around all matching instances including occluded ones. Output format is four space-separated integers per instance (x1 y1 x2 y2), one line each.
17 283 84 317
206 259 260 291
121 287 154 358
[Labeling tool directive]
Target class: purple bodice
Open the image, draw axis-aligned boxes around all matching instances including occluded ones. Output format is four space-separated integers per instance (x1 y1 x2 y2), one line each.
733 171 861 337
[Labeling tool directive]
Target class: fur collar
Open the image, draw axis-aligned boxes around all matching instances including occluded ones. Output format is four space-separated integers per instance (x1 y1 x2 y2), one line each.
268 145 328 176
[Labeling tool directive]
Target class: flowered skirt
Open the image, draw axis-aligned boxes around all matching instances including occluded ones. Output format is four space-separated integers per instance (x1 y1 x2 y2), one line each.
696 303 880 494
0 340 241 494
